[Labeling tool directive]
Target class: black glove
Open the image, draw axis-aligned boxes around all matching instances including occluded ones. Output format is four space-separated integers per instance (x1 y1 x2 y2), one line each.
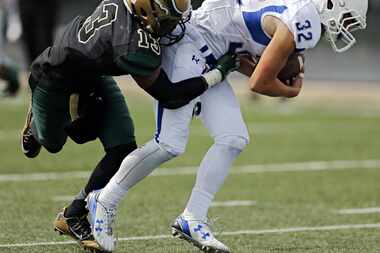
64 92 104 144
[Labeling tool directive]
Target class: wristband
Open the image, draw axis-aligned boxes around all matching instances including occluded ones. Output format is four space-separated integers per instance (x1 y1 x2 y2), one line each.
201 69 223 87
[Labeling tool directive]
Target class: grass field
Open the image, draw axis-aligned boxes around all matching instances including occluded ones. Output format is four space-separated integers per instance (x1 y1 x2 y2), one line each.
0 78 380 253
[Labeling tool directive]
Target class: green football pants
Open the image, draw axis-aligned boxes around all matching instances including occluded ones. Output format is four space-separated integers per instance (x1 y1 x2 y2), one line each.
30 76 135 152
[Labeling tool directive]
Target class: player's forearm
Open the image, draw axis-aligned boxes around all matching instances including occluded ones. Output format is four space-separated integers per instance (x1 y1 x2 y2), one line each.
144 70 208 109
140 52 239 109
250 78 299 98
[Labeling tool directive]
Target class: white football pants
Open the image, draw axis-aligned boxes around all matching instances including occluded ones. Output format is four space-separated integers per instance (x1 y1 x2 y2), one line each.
156 33 250 156
99 30 250 220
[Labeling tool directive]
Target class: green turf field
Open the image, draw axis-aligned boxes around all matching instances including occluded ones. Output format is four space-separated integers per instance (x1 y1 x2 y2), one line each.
1 81 380 253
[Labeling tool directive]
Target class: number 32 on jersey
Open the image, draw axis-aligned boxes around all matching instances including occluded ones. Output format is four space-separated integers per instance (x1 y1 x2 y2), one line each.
296 20 313 42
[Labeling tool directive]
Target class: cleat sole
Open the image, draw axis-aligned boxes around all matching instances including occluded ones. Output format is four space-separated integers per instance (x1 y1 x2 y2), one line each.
53 227 65 236
20 100 42 158
172 226 230 253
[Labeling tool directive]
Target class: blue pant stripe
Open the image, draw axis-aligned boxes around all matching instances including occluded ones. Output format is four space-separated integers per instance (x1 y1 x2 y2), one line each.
154 103 164 143
200 45 208 53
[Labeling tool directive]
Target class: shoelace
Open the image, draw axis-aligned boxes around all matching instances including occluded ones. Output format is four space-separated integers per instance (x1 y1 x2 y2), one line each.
70 217 92 240
23 128 34 143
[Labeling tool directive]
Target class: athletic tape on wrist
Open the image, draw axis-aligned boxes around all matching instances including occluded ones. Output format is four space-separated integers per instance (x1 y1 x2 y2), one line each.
202 69 223 87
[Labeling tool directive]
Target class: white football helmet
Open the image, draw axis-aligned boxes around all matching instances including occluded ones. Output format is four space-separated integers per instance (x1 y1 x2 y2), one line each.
312 0 368 53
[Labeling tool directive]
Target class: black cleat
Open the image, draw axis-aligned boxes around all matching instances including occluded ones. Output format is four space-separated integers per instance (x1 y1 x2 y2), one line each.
54 208 105 252
21 105 41 158
54 209 93 241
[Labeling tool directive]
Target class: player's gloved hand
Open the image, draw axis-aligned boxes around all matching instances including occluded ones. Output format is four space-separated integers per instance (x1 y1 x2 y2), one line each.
201 53 240 87
215 52 240 79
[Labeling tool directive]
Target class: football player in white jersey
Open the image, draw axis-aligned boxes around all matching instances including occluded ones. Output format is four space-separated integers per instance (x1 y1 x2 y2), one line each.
87 0 368 252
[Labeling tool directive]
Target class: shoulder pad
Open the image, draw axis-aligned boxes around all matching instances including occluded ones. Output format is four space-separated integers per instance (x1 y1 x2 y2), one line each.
286 2 322 50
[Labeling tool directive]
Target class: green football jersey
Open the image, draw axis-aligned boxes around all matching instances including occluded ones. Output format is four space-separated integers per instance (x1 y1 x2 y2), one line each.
31 0 161 90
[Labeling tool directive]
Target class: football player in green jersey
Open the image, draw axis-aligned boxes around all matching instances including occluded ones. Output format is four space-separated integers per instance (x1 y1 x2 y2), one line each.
20 0 239 251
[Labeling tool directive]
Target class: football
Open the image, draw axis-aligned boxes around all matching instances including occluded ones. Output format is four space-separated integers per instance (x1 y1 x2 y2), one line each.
238 54 258 77
239 53 305 83
278 53 305 83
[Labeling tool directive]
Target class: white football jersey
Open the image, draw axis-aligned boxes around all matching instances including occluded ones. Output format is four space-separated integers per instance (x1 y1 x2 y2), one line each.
188 0 321 62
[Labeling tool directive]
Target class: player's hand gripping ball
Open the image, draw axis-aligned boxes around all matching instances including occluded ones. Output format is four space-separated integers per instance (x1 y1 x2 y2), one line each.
278 53 305 85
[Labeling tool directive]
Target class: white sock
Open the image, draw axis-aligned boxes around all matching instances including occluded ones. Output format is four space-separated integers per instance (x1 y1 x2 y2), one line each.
99 140 174 208
184 142 242 221
98 179 127 209
74 188 87 200
183 188 213 220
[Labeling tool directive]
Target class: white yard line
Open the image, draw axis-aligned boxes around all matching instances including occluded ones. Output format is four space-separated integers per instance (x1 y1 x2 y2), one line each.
0 171 91 182
1 223 380 248
220 223 380 236
211 200 257 207
1 159 380 182
337 207 380 215
52 196 257 208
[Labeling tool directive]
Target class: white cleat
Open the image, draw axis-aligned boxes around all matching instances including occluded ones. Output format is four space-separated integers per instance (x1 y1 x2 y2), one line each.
86 190 117 252
172 215 230 253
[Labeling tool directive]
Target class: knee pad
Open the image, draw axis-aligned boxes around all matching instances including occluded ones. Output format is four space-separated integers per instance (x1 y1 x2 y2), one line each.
214 135 249 152
156 140 186 157
117 140 175 174
44 145 63 154
40 136 65 154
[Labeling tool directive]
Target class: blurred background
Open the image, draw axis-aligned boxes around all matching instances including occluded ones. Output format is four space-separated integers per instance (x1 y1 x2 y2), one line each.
0 1 379 252
1 0 380 84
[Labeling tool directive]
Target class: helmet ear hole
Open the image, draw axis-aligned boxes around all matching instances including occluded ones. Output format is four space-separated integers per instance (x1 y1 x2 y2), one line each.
327 0 334 10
